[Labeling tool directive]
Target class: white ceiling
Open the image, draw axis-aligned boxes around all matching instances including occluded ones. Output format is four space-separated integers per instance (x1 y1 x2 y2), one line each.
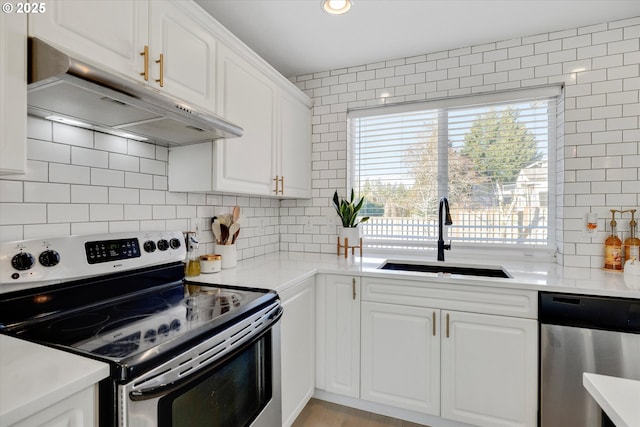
195 0 640 78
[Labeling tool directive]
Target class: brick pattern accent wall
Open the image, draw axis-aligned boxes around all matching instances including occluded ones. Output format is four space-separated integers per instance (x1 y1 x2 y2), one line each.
0 117 280 260
286 16 640 268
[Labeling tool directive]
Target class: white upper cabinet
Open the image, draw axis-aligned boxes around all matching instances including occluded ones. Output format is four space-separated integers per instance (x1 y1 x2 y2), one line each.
29 0 217 111
0 11 27 175
148 1 216 110
277 93 312 198
168 45 312 198
29 0 149 81
212 43 277 195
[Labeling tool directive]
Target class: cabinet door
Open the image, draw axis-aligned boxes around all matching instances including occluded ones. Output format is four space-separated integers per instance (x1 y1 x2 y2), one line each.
280 278 315 427
361 302 440 415
321 275 360 398
277 93 311 198
29 0 148 80
1 10 26 175
11 385 97 427
214 45 276 196
148 1 216 111
441 311 538 427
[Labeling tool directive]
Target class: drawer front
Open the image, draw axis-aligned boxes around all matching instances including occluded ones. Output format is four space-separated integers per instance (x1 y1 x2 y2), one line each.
362 277 537 319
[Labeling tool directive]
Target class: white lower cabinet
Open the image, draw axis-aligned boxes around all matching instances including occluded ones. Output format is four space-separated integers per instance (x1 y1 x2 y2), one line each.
280 278 315 427
357 277 538 427
10 385 98 427
316 274 360 398
441 310 538 427
361 302 440 415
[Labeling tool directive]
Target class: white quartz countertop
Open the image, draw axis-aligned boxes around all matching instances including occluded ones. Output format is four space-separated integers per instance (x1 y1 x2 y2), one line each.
583 373 640 427
188 251 640 299
0 335 110 427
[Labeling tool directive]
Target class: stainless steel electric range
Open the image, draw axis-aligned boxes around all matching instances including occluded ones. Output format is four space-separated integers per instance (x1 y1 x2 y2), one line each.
0 231 282 427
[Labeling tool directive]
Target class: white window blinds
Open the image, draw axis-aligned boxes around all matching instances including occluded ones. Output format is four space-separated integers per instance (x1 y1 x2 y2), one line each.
348 88 559 249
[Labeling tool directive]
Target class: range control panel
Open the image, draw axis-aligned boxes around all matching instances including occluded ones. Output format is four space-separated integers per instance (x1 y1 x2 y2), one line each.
0 231 186 292
85 238 142 264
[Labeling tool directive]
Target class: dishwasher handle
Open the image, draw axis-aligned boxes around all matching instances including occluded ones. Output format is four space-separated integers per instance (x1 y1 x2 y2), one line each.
539 292 640 333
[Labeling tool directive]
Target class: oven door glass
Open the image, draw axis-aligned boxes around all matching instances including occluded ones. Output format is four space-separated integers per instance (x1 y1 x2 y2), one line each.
158 333 272 427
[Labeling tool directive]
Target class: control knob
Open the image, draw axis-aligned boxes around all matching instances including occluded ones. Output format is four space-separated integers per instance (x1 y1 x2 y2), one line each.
38 250 60 267
11 252 35 271
143 240 156 253
169 238 181 249
157 239 169 251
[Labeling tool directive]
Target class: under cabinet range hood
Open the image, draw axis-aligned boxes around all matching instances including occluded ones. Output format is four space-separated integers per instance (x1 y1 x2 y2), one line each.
27 38 242 145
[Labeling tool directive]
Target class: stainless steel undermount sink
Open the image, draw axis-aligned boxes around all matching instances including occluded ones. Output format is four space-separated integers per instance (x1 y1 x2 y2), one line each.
378 260 512 278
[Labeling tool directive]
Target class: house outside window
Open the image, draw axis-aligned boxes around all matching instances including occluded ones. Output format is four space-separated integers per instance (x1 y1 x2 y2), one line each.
348 87 561 254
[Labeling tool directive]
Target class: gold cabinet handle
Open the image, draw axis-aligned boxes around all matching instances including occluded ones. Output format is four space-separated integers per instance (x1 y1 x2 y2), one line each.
273 176 279 194
155 53 164 87
352 277 356 300
279 176 284 195
140 45 149 81
446 313 450 338
433 311 436 336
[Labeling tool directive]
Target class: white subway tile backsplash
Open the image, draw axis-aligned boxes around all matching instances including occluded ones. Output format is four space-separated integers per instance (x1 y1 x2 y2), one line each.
140 158 166 175
0 203 47 225
27 139 70 164
27 116 52 141
94 133 127 154
24 182 70 203
90 204 123 221
48 204 89 223
124 172 153 189
109 153 139 172
23 223 70 240
0 181 22 202
127 140 156 159
71 221 109 236
109 221 141 233
72 146 109 168
140 190 166 205
49 163 91 185
52 123 93 148
124 205 152 220
91 168 124 187
108 187 139 204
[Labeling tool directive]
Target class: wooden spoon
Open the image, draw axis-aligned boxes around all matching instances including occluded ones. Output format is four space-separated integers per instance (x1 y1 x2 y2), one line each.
232 205 240 223
228 222 240 244
212 219 221 244
220 223 229 245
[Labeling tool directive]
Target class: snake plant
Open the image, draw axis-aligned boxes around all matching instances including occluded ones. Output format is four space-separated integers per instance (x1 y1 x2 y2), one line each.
332 189 370 227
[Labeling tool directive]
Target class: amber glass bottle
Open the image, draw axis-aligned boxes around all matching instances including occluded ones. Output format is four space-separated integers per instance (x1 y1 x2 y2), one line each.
624 210 640 263
604 210 622 271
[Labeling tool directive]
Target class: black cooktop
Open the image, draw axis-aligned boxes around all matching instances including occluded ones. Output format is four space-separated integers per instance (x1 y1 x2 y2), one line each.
0 262 277 379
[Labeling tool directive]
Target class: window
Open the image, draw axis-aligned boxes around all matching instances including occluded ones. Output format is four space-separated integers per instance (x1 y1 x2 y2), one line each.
348 87 560 251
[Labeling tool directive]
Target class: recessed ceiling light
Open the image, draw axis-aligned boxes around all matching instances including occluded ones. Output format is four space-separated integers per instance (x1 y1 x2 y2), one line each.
322 0 352 15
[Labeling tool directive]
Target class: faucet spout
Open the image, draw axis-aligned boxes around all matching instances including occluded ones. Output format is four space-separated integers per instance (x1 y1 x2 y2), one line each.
437 197 452 261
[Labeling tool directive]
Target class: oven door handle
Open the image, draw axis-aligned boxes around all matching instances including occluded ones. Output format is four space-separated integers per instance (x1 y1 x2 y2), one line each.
129 305 283 401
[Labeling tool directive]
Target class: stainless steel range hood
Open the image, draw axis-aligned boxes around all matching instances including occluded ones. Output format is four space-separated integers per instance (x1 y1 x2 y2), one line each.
27 37 242 146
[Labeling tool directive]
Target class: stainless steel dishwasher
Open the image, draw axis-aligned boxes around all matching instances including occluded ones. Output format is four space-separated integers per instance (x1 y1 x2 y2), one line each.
539 292 640 427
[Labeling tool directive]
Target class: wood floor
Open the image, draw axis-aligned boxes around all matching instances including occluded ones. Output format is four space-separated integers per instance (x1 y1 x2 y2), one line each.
292 398 429 427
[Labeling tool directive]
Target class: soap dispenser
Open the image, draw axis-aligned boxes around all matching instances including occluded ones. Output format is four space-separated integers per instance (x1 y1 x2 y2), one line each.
604 210 623 271
624 209 640 264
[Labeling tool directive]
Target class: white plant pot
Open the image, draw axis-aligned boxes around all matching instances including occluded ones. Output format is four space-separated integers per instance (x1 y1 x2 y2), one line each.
339 226 361 244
